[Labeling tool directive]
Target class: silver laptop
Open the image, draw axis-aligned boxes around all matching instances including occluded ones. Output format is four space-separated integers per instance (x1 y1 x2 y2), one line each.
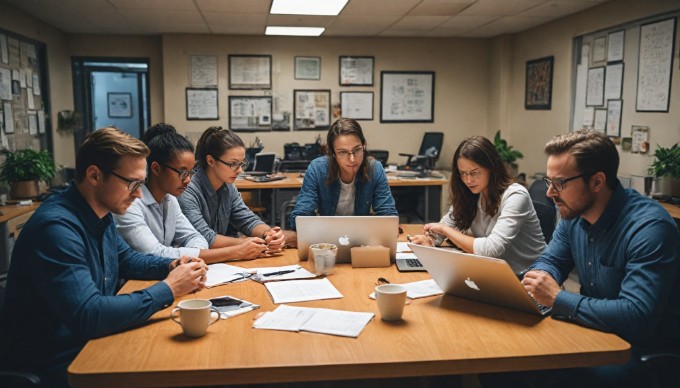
408 244 551 316
296 216 399 263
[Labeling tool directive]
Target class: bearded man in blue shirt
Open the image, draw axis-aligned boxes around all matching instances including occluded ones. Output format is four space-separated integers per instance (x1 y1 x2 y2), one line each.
0 127 208 387
484 131 679 387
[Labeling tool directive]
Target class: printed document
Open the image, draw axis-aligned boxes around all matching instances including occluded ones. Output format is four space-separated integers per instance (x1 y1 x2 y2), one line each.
253 304 374 338
265 278 343 304
250 264 316 282
205 263 249 288
369 279 443 299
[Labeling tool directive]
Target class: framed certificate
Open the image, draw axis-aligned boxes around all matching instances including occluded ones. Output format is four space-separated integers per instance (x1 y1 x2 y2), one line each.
339 56 374 86
229 54 272 90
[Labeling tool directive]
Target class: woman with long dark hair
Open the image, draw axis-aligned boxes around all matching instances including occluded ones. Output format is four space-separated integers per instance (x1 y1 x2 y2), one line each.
177 126 285 260
410 136 545 272
287 118 397 240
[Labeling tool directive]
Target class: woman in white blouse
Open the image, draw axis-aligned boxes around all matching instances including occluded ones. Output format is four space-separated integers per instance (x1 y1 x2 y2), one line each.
114 123 270 263
410 136 546 273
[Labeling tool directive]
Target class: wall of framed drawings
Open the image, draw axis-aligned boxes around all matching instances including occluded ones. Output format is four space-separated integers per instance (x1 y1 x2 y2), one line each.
0 27 51 155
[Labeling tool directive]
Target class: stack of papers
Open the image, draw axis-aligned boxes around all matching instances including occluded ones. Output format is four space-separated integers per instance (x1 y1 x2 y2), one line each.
205 263 250 288
396 241 419 262
250 264 316 282
265 278 343 304
369 279 443 299
253 304 374 338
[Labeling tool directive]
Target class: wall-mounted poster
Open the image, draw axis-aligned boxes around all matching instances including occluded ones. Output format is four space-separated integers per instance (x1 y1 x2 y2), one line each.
525 56 554 110
339 56 374 86
605 99 622 137
229 96 273 131
186 88 218 120
340 91 373 120
295 56 321 80
107 92 132 118
294 89 331 130
380 71 434 123
636 17 676 112
586 67 605 106
607 30 625 62
229 55 272 90
190 55 218 87
604 62 624 100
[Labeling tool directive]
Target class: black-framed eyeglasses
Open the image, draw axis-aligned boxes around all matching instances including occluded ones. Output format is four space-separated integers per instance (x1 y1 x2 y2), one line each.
162 163 198 181
214 156 248 172
109 171 145 192
542 174 586 192
335 146 364 160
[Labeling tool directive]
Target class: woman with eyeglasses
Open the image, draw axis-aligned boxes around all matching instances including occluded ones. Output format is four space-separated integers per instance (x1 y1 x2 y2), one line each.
177 126 285 259
287 118 398 243
410 136 545 273
113 123 262 263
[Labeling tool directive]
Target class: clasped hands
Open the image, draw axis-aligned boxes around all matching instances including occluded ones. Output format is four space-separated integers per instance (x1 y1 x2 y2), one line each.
409 223 449 246
166 256 209 297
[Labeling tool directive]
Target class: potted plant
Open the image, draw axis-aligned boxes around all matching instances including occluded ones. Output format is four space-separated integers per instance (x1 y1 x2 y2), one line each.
649 143 680 197
0 149 57 199
57 110 82 135
493 130 524 177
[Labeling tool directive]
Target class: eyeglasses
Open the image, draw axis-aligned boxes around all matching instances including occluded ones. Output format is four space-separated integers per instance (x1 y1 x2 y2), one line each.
459 169 482 180
109 171 145 192
542 174 586 192
214 157 248 172
162 163 197 181
335 146 364 160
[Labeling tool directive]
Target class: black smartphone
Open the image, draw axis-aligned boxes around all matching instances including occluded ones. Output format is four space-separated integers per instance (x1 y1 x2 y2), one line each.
210 296 248 308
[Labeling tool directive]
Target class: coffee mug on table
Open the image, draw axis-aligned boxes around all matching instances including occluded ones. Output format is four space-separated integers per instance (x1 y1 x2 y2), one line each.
309 243 338 275
375 284 407 321
170 299 220 337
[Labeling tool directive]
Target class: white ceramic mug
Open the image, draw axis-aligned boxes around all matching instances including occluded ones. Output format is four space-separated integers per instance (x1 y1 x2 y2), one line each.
375 284 407 321
170 299 220 337
309 243 338 275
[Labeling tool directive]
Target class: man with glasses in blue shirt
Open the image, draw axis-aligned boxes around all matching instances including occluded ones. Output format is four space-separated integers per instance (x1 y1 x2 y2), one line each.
489 131 680 386
0 127 208 387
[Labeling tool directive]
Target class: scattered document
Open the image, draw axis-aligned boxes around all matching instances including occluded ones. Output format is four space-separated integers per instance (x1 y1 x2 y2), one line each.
253 304 374 338
249 264 317 282
369 279 443 300
209 295 259 320
205 263 250 288
265 278 343 304
397 242 412 252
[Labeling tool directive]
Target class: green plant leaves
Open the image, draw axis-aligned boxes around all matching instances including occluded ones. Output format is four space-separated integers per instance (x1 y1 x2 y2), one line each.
0 149 57 183
650 143 680 178
494 130 524 166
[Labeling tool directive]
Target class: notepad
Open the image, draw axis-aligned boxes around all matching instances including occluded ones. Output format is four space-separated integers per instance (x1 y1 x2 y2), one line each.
264 278 343 304
205 263 250 288
253 304 374 338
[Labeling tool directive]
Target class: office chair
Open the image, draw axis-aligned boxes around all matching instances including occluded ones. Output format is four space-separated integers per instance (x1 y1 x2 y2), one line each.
0 285 42 387
399 132 444 170
532 201 557 243
368 150 389 167
528 179 552 208
639 348 680 388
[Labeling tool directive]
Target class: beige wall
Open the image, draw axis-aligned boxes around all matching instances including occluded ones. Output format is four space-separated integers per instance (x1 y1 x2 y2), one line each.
505 0 680 178
0 1 73 168
161 34 490 170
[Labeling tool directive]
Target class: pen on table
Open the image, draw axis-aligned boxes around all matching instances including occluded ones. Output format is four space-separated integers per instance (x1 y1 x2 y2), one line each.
262 269 296 277
406 234 412 242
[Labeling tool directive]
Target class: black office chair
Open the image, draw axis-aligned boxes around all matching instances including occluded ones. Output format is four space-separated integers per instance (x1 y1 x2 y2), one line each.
639 348 680 388
532 200 556 243
0 285 42 387
529 178 552 208
399 132 444 170
368 150 389 167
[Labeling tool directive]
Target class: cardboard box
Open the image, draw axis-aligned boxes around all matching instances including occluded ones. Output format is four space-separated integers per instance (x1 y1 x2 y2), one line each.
351 246 390 268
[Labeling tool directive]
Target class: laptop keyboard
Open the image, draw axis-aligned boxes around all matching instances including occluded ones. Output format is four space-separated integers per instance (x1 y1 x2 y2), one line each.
529 293 552 314
406 258 423 268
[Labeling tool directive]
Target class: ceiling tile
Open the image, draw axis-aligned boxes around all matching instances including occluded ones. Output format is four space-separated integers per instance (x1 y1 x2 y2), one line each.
425 15 499 36
266 14 336 28
342 0 422 16
195 0 272 13
460 0 547 16
118 9 204 24
391 15 451 30
409 0 475 16
519 0 598 17
108 0 197 11
465 15 548 37
204 12 268 34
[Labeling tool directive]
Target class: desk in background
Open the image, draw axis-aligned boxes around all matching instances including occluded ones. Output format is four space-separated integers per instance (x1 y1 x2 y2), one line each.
0 202 40 277
235 172 448 226
68 225 630 387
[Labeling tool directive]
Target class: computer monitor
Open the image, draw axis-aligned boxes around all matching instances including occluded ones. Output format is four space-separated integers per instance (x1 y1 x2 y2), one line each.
251 152 276 175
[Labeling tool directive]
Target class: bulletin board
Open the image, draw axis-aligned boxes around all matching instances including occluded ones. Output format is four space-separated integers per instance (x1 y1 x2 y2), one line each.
0 27 50 154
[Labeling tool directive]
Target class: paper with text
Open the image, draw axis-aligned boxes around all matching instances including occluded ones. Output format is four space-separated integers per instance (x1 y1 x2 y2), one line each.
265 278 343 304
253 305 374 337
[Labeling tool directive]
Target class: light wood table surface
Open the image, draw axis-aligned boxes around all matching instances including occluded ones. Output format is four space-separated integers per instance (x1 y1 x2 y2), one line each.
68 225 630 388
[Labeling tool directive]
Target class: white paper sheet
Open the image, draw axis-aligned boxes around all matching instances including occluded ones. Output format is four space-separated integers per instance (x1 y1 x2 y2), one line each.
205 263 250 288
264 278 343 304
250 264 316 282
369 279 443 300
253 305 374 338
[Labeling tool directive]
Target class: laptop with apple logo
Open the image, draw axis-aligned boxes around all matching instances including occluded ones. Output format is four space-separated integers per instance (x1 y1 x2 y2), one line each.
408 244 551 316
296 216 399 263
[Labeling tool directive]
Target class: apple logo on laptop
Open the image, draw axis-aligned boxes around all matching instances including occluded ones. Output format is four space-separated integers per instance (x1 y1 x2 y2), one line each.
338 235 350 246
465 277 480 291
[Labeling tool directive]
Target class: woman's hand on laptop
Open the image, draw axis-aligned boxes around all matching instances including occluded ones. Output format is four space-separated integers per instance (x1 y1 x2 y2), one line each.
521 270 560 307
409 234 433 246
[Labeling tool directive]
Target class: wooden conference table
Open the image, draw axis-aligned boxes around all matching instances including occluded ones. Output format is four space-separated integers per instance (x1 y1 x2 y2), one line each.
68 225 630 387
235 172 448 224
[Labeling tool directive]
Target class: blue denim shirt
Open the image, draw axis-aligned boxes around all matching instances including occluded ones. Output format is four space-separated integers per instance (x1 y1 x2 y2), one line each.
288 157 398 230
530 184 680 348
0 184 175 377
